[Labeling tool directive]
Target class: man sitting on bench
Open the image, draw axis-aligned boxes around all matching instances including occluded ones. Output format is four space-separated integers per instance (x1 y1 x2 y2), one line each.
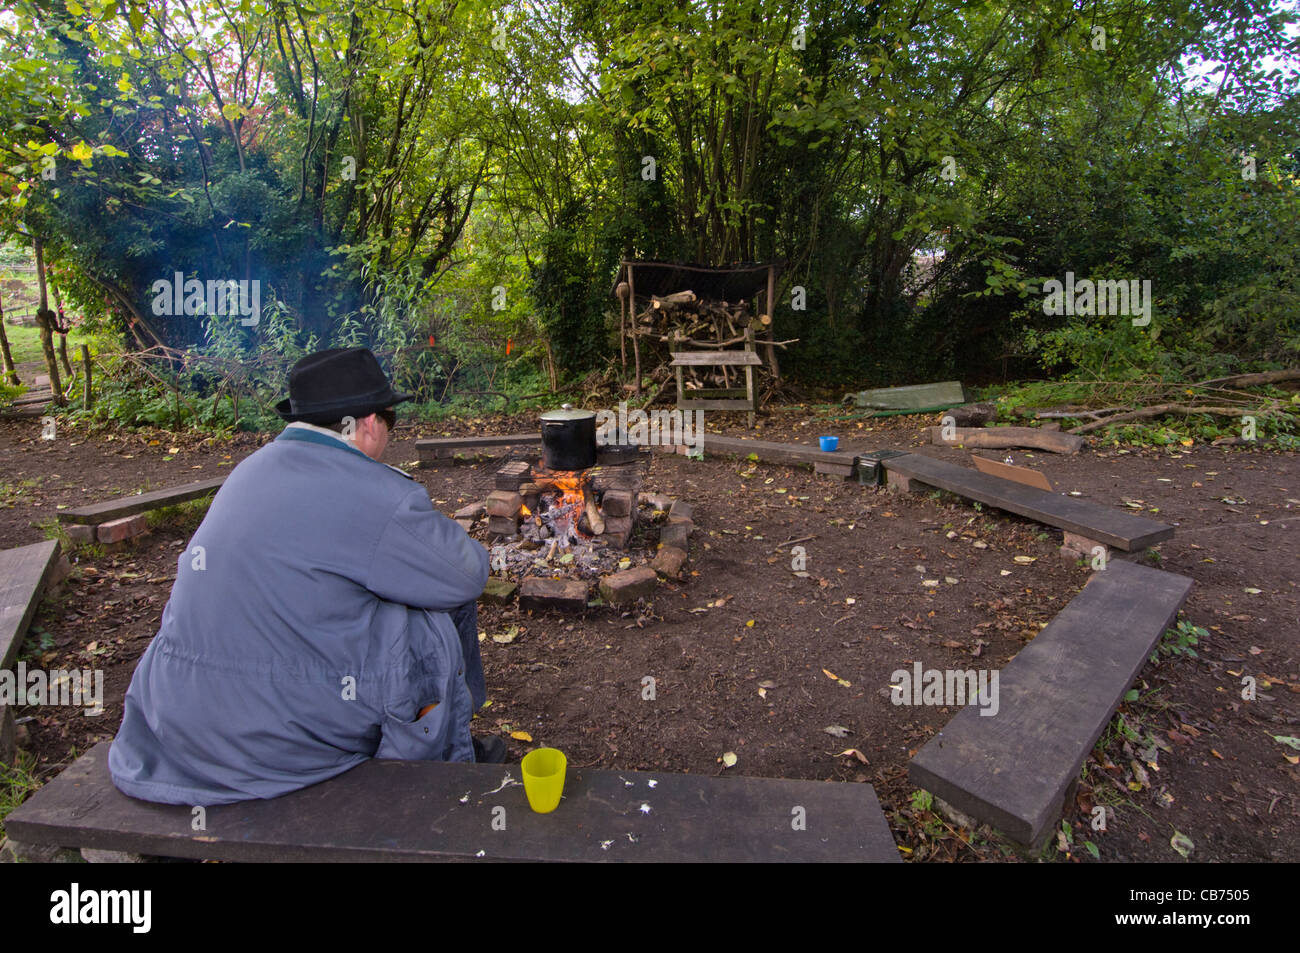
109 347 503 807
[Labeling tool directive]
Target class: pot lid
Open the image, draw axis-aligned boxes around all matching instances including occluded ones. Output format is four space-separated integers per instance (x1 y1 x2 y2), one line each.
540 403 595 421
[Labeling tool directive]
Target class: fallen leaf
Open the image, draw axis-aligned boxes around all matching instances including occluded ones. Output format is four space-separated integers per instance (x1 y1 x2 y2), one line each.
720 752 738 768
492 625 520 645
837 748 869 764
823 725 850 738
1170 831 1194 858
1013 555 1037 564
822 668 840 681
510 730 532 742
746 619 755 627
1271 735 1300 751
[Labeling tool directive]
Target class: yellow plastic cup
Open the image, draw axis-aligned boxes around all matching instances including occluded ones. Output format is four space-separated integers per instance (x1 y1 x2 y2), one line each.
521 747 566 814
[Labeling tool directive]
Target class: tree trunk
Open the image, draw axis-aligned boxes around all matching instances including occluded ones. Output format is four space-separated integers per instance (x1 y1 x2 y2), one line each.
0 292 19 386
81 344 93 408
32 236 65 406
50 282 73 377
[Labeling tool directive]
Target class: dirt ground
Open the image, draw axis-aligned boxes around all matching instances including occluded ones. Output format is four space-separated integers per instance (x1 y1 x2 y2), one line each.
0 403 1295 862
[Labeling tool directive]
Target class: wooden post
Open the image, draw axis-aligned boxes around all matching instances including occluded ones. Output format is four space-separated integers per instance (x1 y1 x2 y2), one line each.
618 268 627 371
80 344 92 408
627 264 641 398
744 326 756 429
674 329 685 410
764 263 781 383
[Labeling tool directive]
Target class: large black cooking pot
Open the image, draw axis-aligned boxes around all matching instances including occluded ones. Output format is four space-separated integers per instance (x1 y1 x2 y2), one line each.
540 404 597 470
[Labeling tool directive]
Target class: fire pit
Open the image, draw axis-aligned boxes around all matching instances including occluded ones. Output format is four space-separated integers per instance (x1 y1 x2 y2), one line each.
450 407 696 610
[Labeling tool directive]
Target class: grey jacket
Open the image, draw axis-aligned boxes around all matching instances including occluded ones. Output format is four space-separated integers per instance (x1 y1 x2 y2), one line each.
108 425 489 805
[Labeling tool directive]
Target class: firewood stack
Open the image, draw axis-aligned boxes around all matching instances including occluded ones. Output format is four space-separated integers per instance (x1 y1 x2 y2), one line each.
621 287 781 393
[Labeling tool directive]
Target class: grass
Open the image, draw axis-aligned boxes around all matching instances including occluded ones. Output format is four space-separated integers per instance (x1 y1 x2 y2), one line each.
0 477 40 508
1 321 90 368
0 749 43 844
146 495 214 534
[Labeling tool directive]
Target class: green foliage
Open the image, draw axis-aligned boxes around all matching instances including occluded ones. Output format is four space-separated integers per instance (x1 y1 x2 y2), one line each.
1152 620 1208 663
0 749 43 844
0 0 1296 404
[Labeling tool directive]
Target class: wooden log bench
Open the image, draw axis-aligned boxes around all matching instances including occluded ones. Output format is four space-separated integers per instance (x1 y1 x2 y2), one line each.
697 434 862 479
56 477 226 526
417 434 542 467
907 559 1193 848
4 742 901 863
881 452 1174 553
1 540 65 764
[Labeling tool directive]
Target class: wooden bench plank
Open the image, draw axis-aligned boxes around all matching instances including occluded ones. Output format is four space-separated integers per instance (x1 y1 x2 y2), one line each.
7 742 900 863
670 351 764 366
417 434 542 464
700 434 860 469
882 452 1173 551
908 559 1193 846
0 540 62 671
57 477 226 525
677 399 759 412
416 434 542 450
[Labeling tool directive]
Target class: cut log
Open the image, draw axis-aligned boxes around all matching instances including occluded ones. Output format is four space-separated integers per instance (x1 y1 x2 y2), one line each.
651 291 698 310
941 402 997 427
929 426 1084 454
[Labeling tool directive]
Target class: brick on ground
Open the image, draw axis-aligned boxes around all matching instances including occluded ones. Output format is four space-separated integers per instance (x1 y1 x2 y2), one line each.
599 566 658 604
97 514 149 544
601 490 634 517
65 524 96 544
480 577 518 605
660 521 691 550
519 577 589 612
650 546 687 579
485 491 523 519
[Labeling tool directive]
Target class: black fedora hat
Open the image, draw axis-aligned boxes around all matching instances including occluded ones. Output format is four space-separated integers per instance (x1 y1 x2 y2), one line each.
275 347 414 424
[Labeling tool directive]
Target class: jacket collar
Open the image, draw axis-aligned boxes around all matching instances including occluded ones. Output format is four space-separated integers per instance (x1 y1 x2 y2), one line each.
276 423 414 480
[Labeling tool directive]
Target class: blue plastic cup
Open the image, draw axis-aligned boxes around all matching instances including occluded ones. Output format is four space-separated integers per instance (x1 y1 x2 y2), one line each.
819 436 838 452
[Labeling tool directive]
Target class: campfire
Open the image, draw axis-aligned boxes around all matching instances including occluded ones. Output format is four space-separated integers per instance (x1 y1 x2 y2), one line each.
527 464 604 547
448 405 695 609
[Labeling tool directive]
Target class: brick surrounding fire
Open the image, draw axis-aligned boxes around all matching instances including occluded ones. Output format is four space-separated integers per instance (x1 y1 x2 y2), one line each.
598 566 658 604
480 577 518 604
519 576 590 612
650 545 687 579
600 489 634 517
485 491 523 519
494 461 530 491
659 520 691 550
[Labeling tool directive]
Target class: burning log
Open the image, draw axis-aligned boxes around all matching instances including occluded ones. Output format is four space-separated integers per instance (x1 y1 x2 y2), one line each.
583 485 606 535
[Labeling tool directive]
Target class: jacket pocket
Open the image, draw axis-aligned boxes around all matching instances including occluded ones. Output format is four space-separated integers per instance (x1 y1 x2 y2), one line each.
374 697 456 760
